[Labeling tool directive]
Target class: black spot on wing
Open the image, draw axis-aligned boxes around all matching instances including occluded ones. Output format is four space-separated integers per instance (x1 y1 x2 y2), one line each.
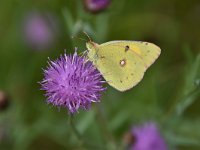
125 45 129 52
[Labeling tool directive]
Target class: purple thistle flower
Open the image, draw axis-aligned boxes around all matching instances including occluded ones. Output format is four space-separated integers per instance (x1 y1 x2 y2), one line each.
83 0 111 13
23 11 57 50
131 122 168 150
40 50 106 113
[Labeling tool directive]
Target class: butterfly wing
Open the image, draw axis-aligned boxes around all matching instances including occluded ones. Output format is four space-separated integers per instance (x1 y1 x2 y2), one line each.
90 41 161 91
101 41 161 68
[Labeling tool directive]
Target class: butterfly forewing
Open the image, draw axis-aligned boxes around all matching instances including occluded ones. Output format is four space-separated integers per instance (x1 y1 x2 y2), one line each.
101 41 161 68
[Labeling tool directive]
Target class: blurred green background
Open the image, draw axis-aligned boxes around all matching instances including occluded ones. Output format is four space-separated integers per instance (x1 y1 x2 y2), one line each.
0 0 200 150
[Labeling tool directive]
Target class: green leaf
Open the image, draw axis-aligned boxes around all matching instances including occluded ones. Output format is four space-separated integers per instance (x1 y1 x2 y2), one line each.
175 54 200 116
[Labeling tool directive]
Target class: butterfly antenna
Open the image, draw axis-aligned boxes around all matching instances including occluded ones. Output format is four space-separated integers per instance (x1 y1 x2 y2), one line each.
83 31 92 42
71 35 87 42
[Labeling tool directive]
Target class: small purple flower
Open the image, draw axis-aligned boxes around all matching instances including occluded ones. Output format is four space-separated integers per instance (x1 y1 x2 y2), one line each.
83 0 111 13
131 122 167 150
40 50 106 113
23 11 57 50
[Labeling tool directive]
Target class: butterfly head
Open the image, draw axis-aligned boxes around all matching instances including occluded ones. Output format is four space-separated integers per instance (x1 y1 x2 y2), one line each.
86 41 99 62
86 41 98 51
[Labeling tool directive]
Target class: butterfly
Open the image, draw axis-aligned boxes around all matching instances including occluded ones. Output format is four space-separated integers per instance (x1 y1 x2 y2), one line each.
86 38 161 92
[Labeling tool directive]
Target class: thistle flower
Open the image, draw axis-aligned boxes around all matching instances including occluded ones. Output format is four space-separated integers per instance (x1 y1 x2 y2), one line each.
23 11 57 50
40 50 106 113
83 0 111 13
130 122 167 150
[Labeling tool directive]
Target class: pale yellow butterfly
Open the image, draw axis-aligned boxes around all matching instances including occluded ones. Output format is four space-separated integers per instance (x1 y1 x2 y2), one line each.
86 38 161 92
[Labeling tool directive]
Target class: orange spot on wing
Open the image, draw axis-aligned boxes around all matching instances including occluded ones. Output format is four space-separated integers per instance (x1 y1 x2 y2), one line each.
130 46 141 56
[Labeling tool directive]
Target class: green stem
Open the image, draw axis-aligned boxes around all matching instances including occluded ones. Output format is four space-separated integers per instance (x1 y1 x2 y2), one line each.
69 115 82 141
69 115 106 150
69 115 86 149
95 104 118 150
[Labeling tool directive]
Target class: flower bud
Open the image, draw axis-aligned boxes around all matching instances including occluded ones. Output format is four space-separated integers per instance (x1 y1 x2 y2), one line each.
0 91 9 111
83 0 111 13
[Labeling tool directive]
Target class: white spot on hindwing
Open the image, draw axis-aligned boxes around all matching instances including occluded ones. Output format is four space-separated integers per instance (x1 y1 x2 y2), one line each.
120 59 126 67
